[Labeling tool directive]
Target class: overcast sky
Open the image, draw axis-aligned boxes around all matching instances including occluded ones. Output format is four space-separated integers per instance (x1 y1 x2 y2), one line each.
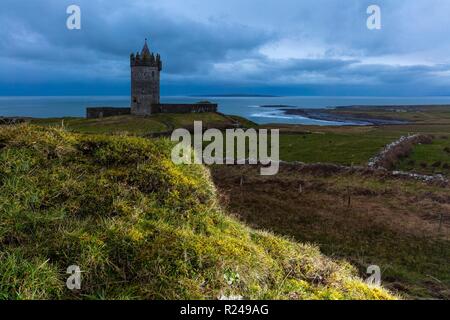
1 0 450 96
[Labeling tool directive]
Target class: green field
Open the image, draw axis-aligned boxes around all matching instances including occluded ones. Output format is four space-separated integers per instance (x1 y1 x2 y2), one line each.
30 108 450 174
396 136 450 175
30 114 397 165
279 132 396 165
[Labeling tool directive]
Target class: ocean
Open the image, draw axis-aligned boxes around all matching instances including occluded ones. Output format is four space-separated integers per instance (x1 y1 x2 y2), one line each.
2 96 450 125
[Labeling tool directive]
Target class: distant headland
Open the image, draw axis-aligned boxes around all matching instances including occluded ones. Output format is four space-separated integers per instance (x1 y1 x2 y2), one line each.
189 94 280 98
258 104 450 125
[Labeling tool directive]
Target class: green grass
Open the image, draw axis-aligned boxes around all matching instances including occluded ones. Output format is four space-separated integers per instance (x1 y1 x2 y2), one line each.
279 132 396 165
395 135 450 175
30 110 450 170
31 116 168 135
30 113 235 136
152 112 232 129
0 124 393 300
263 105 450 167
35 114 399 167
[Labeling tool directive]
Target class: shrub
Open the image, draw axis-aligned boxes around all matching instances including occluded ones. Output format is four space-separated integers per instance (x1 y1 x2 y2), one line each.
432 161 442 168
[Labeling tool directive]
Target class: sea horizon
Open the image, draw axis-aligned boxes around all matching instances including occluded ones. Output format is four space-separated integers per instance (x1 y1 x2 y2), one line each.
3 95 450 125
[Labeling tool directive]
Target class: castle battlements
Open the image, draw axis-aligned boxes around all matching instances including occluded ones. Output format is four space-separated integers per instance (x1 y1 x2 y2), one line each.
130 53 162 70
130 43 162 70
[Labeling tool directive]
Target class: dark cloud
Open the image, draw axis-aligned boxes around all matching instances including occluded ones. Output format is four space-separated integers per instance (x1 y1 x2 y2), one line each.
0 0 449 95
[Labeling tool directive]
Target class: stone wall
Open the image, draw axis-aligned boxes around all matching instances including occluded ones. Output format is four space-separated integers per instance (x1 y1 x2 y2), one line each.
86 103 217 119
368 134 433 169
86 107 131 119
0 117 28 125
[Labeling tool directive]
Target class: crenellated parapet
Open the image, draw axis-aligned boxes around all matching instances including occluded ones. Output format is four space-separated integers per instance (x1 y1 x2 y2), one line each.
130 43 162 70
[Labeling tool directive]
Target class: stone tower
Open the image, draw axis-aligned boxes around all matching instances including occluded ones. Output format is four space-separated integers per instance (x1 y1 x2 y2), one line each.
130 39 162 115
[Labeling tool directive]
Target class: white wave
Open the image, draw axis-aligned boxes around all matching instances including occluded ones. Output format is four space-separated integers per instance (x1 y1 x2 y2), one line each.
250 112 300 120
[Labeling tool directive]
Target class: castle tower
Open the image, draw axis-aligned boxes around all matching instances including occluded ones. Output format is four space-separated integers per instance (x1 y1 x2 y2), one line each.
130 39 162 115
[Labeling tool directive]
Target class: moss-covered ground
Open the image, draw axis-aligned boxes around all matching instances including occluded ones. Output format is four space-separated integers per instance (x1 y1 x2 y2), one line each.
0 125 393 299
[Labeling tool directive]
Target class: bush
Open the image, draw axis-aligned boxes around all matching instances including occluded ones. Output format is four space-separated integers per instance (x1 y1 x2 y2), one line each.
432 161 442 168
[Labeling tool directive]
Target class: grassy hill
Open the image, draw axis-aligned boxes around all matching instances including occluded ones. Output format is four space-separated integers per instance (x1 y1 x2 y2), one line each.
0 124 393 300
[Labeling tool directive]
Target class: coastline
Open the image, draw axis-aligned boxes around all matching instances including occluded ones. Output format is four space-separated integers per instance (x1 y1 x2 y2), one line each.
259 104 450 125
279 108 408 125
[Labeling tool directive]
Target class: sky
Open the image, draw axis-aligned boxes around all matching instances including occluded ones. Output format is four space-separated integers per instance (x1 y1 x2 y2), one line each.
1 0 450 96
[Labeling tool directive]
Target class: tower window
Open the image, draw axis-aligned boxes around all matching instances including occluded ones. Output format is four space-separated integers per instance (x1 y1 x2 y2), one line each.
152 71 155 78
